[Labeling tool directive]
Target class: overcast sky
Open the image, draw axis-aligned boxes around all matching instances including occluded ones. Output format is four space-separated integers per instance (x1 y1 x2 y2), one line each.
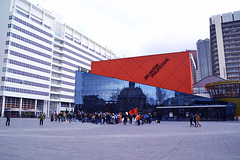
31 0 239 58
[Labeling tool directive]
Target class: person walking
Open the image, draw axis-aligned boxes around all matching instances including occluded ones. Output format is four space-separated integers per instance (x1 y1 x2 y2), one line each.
136 114 141 125
6 112 10 126
193 114 196 127
129 115 132 124
58 113 61 122
39 113 44 126
69 112 73 123
189 114 194 127
51 113 54 122
95 112 99 124
123 112 128 125
141 114 144 125
147 113 152 124
195 113 201 127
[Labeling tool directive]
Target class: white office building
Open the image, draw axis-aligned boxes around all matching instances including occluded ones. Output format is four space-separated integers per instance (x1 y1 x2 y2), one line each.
0 0 117 118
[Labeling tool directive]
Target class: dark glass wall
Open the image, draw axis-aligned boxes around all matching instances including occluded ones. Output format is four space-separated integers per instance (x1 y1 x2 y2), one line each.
75 71 236 120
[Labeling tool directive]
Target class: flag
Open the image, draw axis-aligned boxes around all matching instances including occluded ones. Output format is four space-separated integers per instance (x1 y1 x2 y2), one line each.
129 108 137 115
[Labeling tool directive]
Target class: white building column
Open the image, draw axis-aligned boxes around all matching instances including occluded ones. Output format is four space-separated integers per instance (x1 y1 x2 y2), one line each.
47 100 50 118
34 99 37 117
43 100 48 117
57 102 60 114
19 98 22 117
213 15 227 79
69 103 71 112
1 96 5 118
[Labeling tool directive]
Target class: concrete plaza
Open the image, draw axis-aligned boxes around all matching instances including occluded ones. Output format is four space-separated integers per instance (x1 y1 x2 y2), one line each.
0 118 240 160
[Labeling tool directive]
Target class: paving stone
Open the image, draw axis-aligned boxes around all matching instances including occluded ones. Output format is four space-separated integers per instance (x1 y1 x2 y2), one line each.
0 118 240 160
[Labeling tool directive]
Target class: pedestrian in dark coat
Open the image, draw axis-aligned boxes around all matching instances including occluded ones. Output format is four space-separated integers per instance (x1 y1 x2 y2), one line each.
189 114 194 127
51 113 54 122
6 112 10 126
194 114 197 127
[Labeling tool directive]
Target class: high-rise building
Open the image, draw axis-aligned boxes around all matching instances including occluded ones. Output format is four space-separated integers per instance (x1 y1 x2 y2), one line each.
196 38 212 80
210 11 240 80
0 0 117 118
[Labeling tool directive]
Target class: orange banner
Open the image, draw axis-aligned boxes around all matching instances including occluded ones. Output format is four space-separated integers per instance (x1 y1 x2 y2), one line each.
129 108 137 115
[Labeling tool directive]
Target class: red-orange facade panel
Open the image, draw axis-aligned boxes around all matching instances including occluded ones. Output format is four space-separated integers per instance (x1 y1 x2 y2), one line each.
91 51 193 94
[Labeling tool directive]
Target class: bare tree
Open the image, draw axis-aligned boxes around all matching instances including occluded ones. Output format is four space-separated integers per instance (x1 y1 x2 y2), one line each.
156 88 167 105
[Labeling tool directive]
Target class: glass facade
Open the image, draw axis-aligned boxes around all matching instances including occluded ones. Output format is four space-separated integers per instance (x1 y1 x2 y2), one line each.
206 81 240 99
205 80 240 116
75 71 236 121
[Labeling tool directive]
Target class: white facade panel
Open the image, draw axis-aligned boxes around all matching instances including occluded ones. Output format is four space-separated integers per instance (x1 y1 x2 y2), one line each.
4 80 49 95
82 35 88 47
43 13 54 30
65 25 73 37
233 11 240 21
15 0 31 14
89 40 94 50
11 28 52 49
63 49 91 67
10 18 52 41
95 44 101 54
101 47 106 56
4 72 50 88
9 37 52 59
31 6 43 21
74 31 81 41
7 55 51 75
222 12 233 23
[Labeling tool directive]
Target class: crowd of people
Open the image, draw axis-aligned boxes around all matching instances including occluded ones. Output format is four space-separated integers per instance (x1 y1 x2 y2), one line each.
41 111 202 127
49 111 153 125
46 111 204 128
50 112 76 123
4 111 204 128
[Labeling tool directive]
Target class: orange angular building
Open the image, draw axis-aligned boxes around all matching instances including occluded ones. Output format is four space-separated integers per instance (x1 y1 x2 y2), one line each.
91 51 193 94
